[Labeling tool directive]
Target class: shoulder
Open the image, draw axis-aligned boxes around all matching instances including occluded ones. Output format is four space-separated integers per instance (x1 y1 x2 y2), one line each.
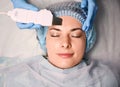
0 55 45 86
0 55 44 75
86 59 119 87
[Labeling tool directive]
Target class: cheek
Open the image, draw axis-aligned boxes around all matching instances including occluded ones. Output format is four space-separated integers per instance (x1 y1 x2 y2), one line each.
72 38 86 56
46 36 59 54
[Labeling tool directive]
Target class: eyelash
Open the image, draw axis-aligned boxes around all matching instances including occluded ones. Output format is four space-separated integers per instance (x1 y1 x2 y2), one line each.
50 35 82 38
50 35 60 37
71 35 82 38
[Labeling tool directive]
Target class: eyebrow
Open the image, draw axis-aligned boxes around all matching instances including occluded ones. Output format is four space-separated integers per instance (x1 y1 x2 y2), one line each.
49 28 82 31
71 28 82 32
49 28 61 31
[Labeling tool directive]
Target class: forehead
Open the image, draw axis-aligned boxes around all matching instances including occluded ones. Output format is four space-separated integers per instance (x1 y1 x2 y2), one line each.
61 16 82 27
49 16 82 31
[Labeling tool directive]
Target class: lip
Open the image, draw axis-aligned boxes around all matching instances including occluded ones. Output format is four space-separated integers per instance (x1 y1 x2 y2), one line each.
57 53 73 58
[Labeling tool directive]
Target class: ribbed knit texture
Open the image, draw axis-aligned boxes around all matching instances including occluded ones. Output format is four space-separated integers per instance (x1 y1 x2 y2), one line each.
47 1 87 24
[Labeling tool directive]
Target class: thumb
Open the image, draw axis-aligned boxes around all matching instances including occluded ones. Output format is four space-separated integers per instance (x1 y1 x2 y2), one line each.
81 0 88 8
22 3 39 11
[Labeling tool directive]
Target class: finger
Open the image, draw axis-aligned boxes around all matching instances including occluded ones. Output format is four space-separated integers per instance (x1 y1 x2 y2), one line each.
29 24 41 29
16 22 34 29
87 0 97 21
22 3 39 11
90 4 98 23
81 0 88 8
82 20 90 31
25 4 39 11
83 1 97 31
82 8 97 31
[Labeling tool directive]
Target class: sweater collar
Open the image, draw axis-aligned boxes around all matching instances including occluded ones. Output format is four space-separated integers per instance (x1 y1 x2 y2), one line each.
40 56 87 74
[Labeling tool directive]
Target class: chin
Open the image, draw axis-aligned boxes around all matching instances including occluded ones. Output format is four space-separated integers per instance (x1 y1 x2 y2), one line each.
55 64 76 69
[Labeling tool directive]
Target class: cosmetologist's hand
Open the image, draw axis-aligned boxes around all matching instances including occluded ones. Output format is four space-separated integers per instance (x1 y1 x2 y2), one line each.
11 0 41 29
81 0 97 31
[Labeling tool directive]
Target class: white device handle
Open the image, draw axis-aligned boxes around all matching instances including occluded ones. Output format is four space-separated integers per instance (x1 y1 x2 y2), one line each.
5 8 53 26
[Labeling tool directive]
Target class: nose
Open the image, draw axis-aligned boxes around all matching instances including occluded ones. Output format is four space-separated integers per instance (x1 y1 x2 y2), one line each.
61 36 71 49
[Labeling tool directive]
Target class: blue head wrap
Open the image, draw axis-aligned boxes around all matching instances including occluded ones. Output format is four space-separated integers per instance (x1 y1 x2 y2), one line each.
36 1 96 55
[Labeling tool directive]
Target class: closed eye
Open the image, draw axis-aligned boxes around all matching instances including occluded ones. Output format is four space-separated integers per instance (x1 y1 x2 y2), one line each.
71 34 83 38
72 35 82 38
50 34 60 37
71 31 83 38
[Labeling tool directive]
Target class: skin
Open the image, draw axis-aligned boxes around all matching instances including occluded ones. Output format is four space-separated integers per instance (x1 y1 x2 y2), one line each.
46 16 86 69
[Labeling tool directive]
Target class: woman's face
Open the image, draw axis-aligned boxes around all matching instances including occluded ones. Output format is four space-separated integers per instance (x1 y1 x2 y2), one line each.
46 16 86 69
